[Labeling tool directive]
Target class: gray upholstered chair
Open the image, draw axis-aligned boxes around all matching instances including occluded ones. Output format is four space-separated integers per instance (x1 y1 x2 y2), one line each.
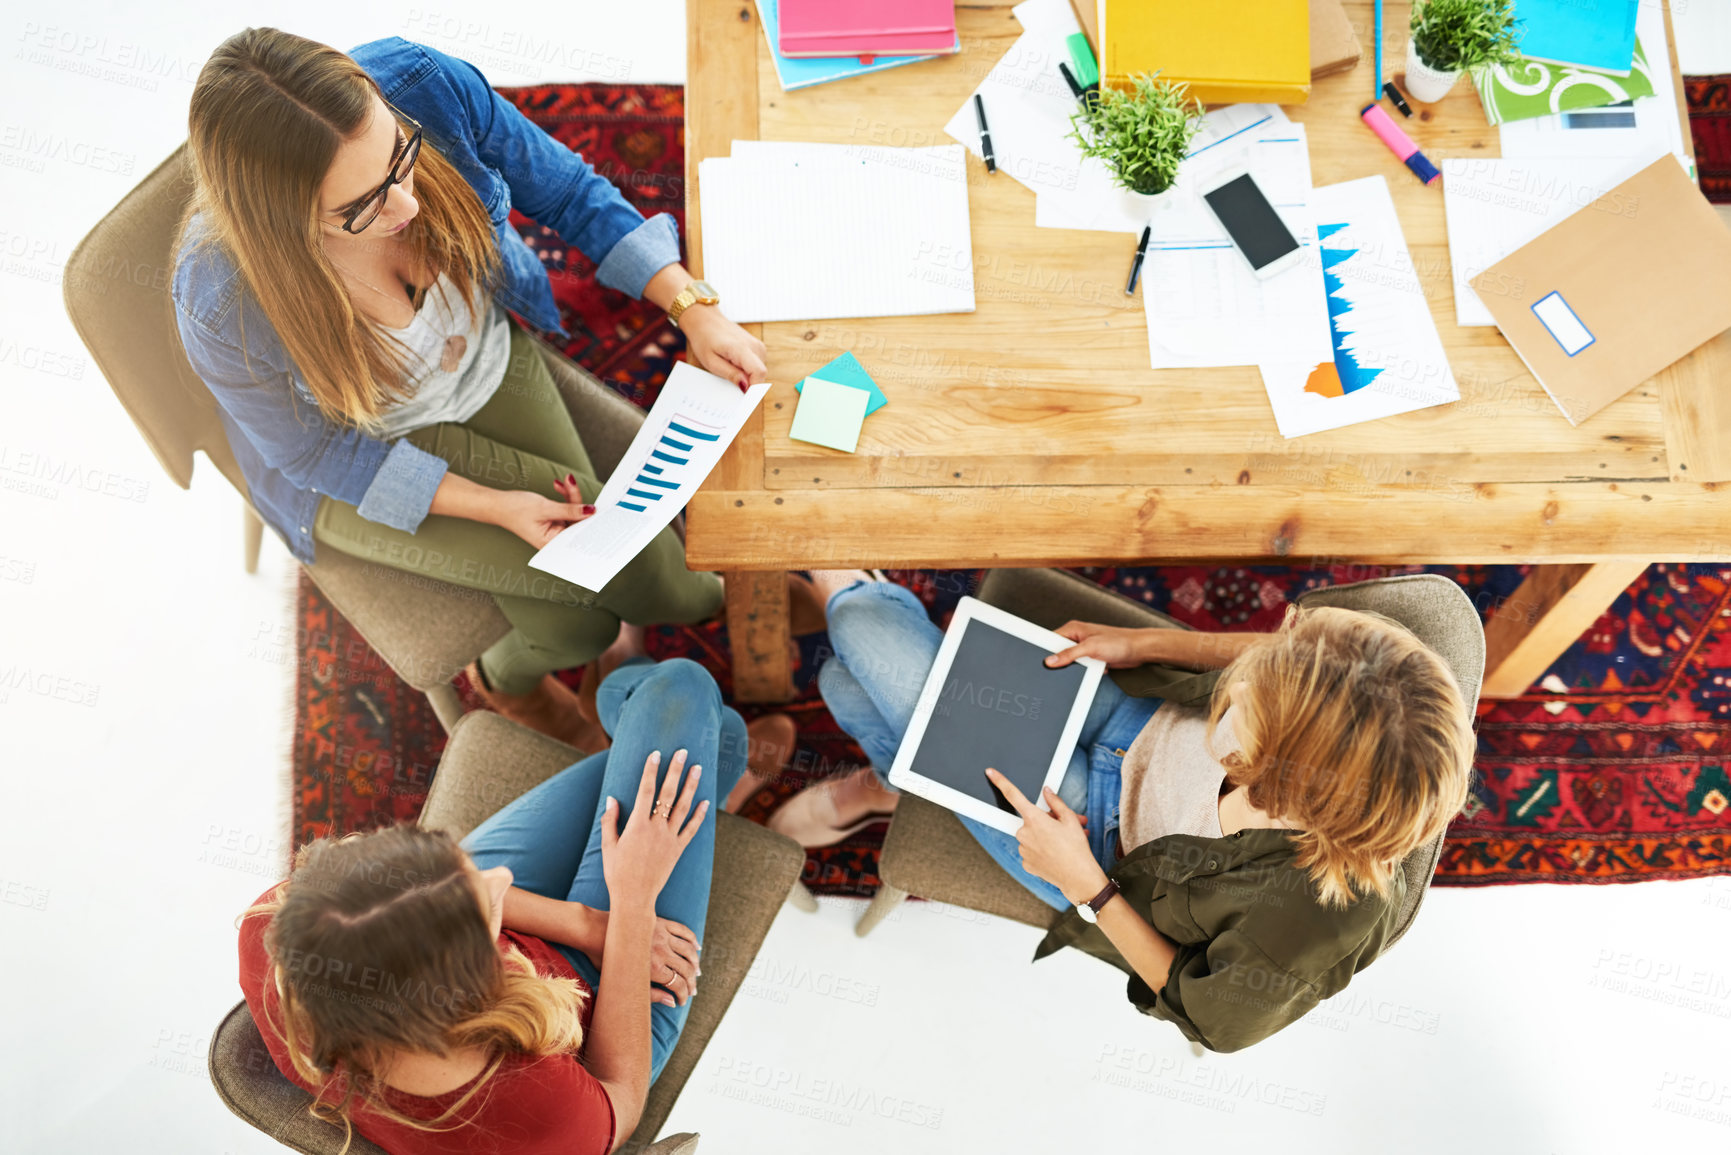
854 568 1487 956
208 709 805 1154
63 146 650 731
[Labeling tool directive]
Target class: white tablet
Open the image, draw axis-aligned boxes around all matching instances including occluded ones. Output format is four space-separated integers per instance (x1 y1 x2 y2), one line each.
887 597 1106 835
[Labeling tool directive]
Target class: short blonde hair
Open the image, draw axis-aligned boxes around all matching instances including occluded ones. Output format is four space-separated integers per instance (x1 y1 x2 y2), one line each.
1209 605 1475 909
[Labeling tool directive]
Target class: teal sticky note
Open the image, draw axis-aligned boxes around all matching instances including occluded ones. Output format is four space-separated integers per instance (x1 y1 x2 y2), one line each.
794 351 887 415
788 375 870 453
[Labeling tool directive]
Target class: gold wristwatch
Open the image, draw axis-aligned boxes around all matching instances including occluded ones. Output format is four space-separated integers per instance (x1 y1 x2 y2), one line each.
666 279 720 327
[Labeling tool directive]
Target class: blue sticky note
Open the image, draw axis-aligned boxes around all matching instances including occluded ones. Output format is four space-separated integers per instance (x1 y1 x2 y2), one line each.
794 351 887 415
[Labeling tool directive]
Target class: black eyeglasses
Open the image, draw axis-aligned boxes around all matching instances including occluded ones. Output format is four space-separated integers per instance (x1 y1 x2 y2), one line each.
338 105 423 234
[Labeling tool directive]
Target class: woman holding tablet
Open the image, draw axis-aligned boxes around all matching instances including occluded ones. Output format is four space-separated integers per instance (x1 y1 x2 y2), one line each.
173 29 780 747
236 658 762 1154
778 572 1474 1051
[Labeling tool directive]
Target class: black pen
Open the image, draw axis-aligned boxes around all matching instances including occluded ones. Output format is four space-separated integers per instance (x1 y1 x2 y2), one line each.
974 93 996 173
1126 225 1151 295
1059 61 1083 98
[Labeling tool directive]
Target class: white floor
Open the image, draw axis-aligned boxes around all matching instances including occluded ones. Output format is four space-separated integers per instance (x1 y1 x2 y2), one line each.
3 2 1730 1152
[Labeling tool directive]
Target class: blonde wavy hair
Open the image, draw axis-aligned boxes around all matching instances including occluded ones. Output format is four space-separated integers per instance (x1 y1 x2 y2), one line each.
1208 604 1475 909
242 826 586 1154
180 27 501 427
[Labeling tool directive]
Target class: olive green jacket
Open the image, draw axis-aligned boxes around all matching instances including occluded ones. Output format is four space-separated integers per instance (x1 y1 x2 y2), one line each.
1030 660 1405 1053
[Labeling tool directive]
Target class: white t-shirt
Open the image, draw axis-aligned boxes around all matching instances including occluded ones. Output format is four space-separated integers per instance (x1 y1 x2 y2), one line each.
1117 703 1245 850
369 273 512 439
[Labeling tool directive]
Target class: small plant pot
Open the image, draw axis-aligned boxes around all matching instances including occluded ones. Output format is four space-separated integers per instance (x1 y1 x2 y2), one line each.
1404 40 1462 103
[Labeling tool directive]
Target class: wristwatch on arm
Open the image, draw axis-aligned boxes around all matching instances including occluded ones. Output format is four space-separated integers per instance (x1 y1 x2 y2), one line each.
666 279 720 327
1076 878 1120 924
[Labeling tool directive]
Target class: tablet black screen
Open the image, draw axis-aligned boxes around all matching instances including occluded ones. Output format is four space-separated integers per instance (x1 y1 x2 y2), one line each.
907 618 1090 816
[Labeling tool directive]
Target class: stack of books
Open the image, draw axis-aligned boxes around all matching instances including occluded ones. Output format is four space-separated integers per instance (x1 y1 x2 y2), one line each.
778 0 957 59
755 0 957 92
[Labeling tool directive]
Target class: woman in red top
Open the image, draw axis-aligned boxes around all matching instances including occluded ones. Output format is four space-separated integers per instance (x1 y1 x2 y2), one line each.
239 658 755 1154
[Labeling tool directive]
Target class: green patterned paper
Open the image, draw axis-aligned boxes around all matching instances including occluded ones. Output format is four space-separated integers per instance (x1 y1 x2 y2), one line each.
1472 37 1655 126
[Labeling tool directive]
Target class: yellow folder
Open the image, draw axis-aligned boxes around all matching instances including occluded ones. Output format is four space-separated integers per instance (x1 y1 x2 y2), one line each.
1097 0 1312 105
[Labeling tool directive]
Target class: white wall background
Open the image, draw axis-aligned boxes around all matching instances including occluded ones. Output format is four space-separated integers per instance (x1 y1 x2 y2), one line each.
2 2 1729 1152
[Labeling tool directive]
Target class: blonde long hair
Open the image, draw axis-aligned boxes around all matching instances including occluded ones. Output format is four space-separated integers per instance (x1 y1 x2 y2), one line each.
181 27 501 427
242 826 586 1153
1209 605 1475 909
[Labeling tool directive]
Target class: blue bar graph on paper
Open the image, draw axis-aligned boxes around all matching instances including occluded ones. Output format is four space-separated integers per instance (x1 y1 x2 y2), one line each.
612 410 731 516
667 421 722 442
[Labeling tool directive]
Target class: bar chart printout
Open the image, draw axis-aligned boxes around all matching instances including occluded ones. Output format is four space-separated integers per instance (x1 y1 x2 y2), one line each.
529 362 772 590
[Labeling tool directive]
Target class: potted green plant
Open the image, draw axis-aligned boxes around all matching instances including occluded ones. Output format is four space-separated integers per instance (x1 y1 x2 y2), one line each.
1069 73 1202 198
1406 0 1523 103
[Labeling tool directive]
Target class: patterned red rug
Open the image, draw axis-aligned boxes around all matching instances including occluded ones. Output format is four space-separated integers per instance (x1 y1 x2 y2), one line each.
1685 74 1731 204
290 83 1731 893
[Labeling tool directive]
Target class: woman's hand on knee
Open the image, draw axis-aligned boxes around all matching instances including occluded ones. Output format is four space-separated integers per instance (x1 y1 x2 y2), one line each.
600 748 709 909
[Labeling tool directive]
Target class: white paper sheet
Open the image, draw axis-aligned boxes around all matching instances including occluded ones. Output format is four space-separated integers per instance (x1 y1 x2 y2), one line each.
942 0 1089 201
940 0 1295 235
1141 123 1333 369
1033 105 1292 234
1498 2 1692 171
529 363 770 591
697 144 975 323
1257 177 1460 438
1441 152 1668 326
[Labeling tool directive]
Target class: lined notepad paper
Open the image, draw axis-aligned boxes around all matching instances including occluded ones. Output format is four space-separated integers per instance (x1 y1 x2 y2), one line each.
697 142 975 323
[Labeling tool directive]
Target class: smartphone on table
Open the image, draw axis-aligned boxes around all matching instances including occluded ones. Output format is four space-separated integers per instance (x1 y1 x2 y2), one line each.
1197 166 1304 279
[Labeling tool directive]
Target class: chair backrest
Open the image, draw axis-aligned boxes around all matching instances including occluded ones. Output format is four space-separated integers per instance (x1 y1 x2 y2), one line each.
209 996 699 1155
208 999 390 1155
1292 574 1486 948
63 145 247 494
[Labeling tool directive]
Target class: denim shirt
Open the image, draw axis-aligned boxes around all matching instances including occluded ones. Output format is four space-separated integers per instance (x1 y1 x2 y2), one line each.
170 37 682 564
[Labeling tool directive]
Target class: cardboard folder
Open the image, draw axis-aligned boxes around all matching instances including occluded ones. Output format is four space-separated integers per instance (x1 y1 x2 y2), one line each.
1470 157 1731 426
1309 0 1361 79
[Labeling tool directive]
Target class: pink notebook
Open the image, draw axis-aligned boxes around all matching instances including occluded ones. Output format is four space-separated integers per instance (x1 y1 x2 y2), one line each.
778 0 957 58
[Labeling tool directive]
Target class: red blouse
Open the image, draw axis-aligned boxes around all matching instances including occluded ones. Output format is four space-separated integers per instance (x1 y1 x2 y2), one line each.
237 885 615 1155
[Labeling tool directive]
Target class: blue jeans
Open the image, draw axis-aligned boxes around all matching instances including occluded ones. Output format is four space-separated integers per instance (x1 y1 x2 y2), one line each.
461 657 747 1082
817 582 1158 911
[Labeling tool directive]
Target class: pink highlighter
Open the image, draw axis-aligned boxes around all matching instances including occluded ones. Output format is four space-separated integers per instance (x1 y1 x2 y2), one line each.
1360 103 1441 185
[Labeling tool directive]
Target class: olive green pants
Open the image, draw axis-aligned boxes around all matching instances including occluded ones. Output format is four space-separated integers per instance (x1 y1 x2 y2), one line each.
314 324 723 694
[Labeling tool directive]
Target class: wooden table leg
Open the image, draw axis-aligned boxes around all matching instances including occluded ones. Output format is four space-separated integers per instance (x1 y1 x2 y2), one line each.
725 570 795 703
1480 560 1651 699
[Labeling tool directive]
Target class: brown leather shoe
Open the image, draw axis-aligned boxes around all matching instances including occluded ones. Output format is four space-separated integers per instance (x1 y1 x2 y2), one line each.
725 713 798 814
465 662 610 754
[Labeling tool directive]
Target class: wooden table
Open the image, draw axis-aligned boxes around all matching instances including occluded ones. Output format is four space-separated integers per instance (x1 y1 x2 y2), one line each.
685 0 1728 702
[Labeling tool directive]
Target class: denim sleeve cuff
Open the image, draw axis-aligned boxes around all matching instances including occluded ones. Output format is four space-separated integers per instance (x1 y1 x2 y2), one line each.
355 440 449 533
594 213 681 299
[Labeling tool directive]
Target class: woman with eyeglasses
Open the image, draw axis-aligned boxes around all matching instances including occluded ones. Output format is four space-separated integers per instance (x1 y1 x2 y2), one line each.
172 28 809 748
